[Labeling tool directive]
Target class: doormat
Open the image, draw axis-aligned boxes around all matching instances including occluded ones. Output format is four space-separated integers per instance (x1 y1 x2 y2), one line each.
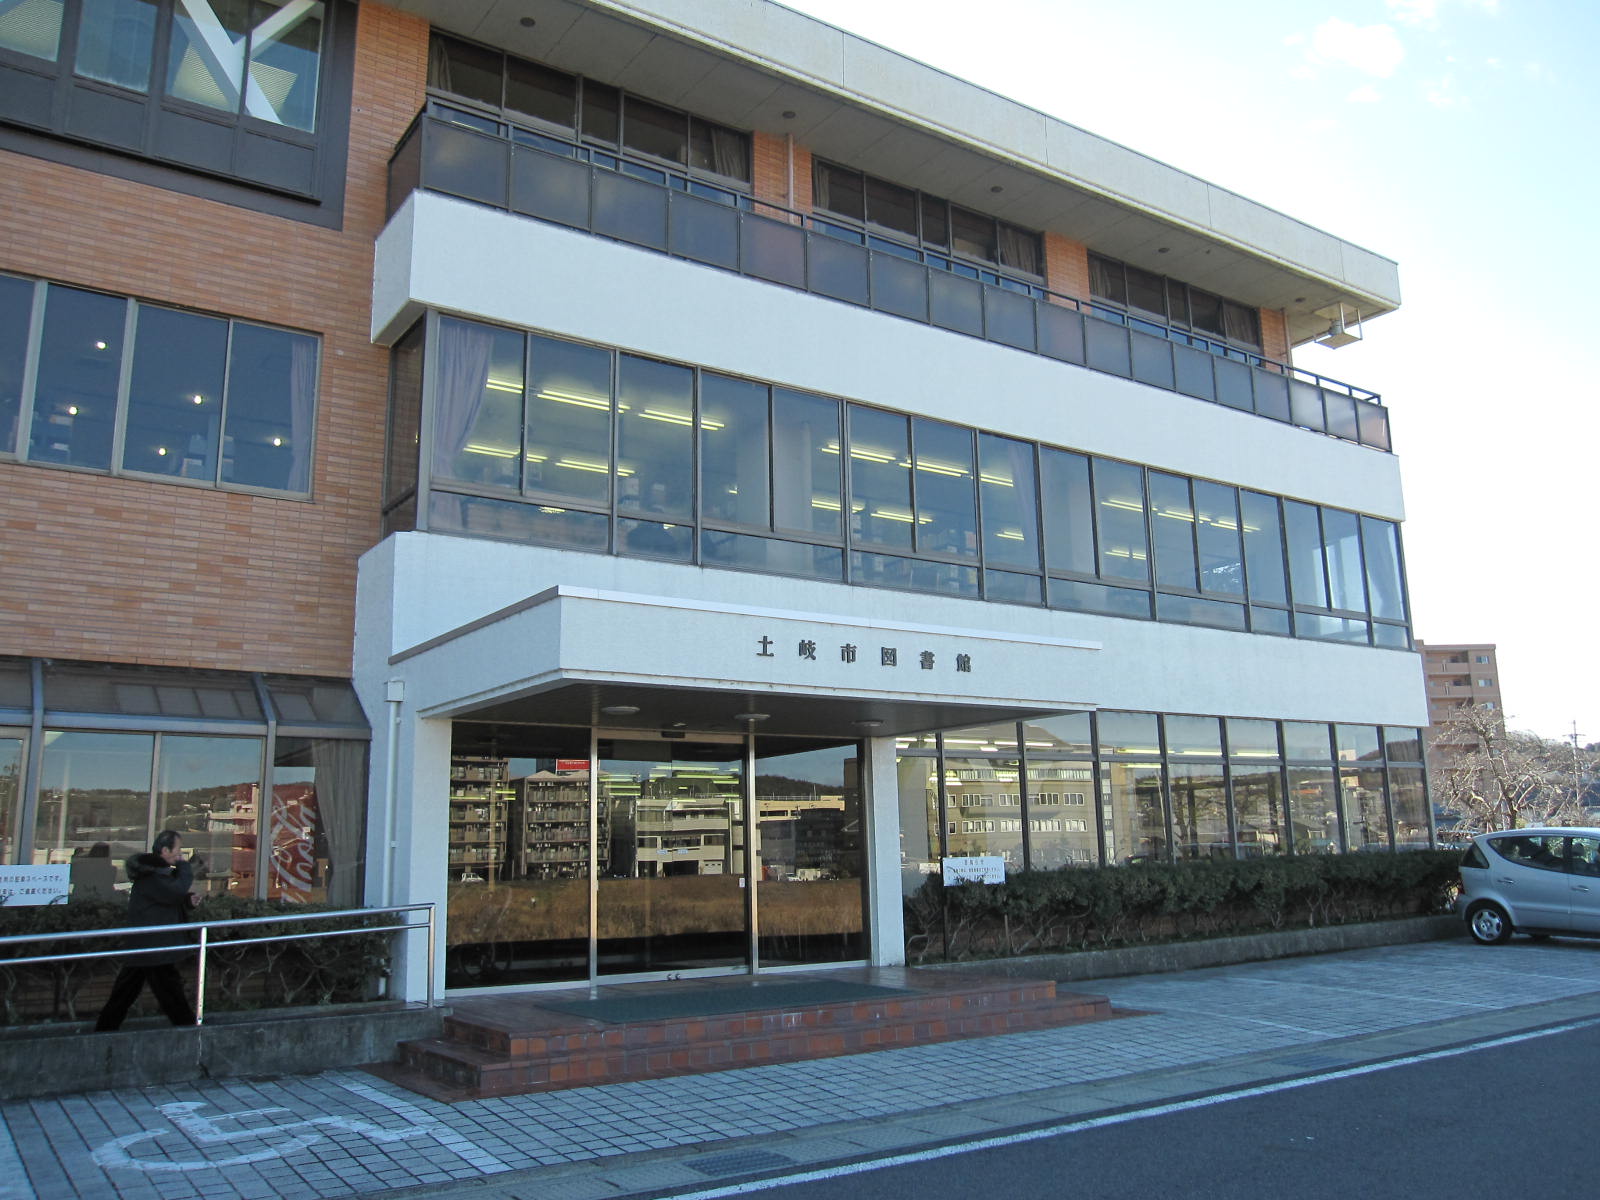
533 980 915 1024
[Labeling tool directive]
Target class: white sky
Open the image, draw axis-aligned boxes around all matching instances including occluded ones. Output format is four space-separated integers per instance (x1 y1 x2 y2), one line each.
783 0 1600 743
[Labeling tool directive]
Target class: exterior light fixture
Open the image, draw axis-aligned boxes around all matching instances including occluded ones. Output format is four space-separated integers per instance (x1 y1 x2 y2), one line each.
852 719 884 730
733 712 770 722
600 704 640 716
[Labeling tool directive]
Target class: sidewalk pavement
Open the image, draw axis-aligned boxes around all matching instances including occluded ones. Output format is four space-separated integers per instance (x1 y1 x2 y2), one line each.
7 936 1600 1200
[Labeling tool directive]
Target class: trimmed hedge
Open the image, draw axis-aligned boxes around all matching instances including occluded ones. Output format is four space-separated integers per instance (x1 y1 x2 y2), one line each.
905 851 1462 963
0 897 392 1026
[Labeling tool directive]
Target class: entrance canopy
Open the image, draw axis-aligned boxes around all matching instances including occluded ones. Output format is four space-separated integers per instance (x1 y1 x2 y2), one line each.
388 584 1099 740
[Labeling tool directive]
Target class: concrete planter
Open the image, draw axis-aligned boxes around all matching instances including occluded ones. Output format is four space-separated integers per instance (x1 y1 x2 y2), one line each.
926 914 1464 983
0 1003 445 1101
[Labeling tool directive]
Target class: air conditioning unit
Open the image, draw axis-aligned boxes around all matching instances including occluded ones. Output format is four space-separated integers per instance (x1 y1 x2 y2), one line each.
1314 302 1362 349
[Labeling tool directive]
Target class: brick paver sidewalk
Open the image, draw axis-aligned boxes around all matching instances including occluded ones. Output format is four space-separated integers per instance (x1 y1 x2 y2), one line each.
6 939 1599 1200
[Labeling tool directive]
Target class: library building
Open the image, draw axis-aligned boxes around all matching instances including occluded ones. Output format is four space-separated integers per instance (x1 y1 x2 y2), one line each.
0 0 1428 1003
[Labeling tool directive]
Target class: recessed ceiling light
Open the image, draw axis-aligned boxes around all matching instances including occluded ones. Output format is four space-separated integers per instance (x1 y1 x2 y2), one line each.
1156 246 1170 253
601 704 640 716
782 110 797 119
519 16 536 27
990 185 1004 193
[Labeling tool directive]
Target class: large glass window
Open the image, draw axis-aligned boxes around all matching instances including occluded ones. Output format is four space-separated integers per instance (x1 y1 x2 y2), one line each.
1170 762 1229 859
428 32 749 188
978 433 1039 571
848 406 913 551
122 306 228 480
527 333 612 507
0 274 36 457
943 756 1024 868
0 0 64 61
1362 517 1407 622
34 731 155 866
700 373 769 527
166 0 324 131
1094 458 1149 582
813 159 1042 280
433 317 524 491
411 317 1411 640
0 734 24 866
1240 491 1287 606
1194 481 1245 597
617 355 693 524
1041 448 1095 577
773 388 842 538
270 736 365 907
1150 472 1198 591
76 0 157 91
1088 252 1262 351
29 285 125 471
10 277 317 496
1101 760 1167 864
912 418 976 559
1027 757 1096 867
152 734 264 896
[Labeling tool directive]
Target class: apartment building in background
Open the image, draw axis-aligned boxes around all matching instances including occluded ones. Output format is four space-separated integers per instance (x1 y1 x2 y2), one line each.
0 0 1429 1001
1415 641 1502 774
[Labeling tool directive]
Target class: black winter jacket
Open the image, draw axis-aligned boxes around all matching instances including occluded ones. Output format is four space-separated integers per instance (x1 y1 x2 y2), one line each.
122 854 195 965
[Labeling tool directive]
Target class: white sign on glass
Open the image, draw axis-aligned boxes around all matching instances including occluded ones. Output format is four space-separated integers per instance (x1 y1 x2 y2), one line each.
942 855 1006 886
0 865 71 906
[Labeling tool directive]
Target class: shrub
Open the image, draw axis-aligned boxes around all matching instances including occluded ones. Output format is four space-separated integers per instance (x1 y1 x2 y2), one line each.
907 851 1460 963
0 898 392 1026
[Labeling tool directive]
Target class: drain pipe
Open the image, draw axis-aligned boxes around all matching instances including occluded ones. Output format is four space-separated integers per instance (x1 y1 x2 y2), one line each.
382 679 405 907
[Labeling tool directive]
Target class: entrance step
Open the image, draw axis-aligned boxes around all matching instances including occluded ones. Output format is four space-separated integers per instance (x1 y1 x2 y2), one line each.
367 969 1115 1101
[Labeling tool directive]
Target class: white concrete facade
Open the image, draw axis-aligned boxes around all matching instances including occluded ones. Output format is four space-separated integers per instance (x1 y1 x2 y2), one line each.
361 3 1425 1004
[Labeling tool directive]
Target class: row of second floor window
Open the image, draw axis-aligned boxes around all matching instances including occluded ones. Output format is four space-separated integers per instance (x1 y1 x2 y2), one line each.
1089 253 1263 352
426 31 752 191
811 160 1044 282
0 273 318 497
897 711 1430 871
385 313 1411 648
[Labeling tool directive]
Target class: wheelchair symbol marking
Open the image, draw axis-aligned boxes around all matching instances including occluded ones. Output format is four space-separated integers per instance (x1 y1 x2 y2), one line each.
93 1080 509 1175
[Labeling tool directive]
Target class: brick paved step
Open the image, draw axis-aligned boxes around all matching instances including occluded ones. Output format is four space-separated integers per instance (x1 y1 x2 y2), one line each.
369 971 1113 1101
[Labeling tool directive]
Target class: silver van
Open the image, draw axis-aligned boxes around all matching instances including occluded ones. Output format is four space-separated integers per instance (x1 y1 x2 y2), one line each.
1458 827 1600 944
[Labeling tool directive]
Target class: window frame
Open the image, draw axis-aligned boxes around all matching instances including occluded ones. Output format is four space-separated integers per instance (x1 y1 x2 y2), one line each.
1 272 319 499
0 0 354 225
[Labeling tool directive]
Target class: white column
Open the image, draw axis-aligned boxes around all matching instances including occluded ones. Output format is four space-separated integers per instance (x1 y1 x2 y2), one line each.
862 735 906 966
383 712 453 1003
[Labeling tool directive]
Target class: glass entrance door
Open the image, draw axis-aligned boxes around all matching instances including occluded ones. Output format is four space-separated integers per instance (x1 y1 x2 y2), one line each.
753 740 868 965
596 736 749 976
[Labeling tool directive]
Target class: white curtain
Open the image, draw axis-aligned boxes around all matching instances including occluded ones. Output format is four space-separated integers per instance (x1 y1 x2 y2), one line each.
431 320 495 477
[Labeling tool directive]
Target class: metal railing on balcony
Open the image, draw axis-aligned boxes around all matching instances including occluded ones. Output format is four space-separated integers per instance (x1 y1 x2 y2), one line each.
385 104 1392 453
0 902 437 1025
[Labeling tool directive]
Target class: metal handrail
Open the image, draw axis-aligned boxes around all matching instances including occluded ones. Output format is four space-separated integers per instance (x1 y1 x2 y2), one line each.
386 99 1383 410
0 902 437 1024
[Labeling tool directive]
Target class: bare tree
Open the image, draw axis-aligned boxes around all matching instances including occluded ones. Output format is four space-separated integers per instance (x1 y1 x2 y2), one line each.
1429 704 1597 832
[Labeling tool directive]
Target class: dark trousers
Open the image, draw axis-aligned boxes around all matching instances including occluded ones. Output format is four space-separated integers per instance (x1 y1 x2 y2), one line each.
94 962 196 1031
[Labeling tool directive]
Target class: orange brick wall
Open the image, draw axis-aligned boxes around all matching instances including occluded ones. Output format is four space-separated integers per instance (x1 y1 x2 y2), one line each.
1042 232 1089 304
1259 308 1290 364
751 131 810 221
0 3 430 677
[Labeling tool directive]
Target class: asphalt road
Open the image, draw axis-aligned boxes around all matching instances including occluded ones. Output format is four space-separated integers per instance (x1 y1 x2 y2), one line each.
720 1017 1600 1200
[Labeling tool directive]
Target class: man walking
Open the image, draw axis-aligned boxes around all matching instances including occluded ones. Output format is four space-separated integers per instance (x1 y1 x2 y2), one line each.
94 829 200 1031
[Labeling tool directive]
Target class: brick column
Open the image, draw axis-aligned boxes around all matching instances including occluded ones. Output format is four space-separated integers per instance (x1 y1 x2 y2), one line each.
751 130 811 223
1043 231 1090 304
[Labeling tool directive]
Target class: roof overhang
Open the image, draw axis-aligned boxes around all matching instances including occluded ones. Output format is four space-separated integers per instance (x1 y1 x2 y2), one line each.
389 0 1401 346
